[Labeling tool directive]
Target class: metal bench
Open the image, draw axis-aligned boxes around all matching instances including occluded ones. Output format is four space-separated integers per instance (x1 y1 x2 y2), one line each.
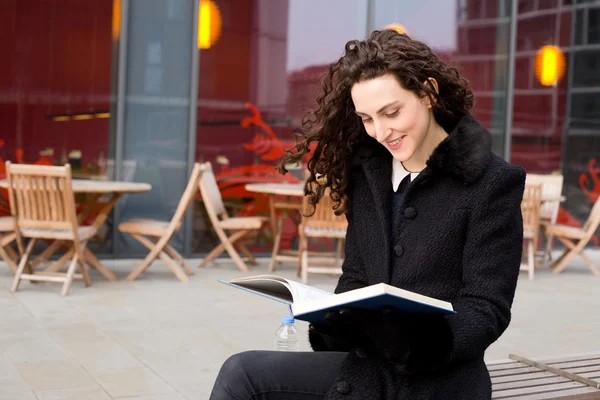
489 352 600 399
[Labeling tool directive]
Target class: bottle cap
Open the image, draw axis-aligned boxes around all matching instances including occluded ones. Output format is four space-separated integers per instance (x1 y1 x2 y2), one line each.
281 316 295 324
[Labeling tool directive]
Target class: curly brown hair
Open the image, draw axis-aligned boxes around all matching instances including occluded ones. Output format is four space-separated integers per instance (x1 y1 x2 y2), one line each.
278 29 474 215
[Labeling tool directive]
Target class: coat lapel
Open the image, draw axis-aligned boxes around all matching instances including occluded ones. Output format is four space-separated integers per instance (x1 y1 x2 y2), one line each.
360 148 393 284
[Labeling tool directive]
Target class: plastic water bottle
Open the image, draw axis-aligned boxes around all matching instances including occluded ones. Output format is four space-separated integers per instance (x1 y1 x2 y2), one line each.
274 316 300 351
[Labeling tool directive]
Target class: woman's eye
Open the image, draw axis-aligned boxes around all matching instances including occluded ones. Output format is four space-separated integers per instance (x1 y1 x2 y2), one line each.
362 118 372 123
385 110 399 118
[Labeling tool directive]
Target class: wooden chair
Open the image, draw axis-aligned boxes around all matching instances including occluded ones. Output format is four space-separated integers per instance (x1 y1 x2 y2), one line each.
526 173 564 263
520 184 542 280
298 184 347 284
544 196 600 277
118 162 204 282
0 217 17 272
198 162 267 272
6 162 96 296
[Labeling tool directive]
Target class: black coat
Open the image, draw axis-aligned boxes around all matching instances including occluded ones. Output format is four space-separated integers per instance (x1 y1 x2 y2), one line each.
309 115 526 399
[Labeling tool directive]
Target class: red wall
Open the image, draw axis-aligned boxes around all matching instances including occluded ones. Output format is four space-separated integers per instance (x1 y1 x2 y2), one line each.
0 0 112 165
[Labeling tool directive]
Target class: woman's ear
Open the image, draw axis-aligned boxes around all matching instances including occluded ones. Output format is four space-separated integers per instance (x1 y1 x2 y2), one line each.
422 78 439 108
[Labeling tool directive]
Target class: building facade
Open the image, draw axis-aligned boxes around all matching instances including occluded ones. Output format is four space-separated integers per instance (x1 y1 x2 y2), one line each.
1 0 599 257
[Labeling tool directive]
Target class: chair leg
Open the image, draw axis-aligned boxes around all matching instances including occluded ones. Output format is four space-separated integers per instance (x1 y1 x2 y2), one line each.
0 244 17 273
335 238 344 267
31 240 64 268
165 244 195 275
213 228 249 272
126 241 163 281
77 242 92 287
4 242 18 260
296 233 305 277
199 230 247 268
128 234 189 282
301 248 309 284
44 248 74 273
61 252 80 296
237 242 257 266
157 250 189 283
527 241 534 280
11 239 36 293
83 248 117 281
199 243 225 268
544 234 554 264
551 238 579 274
578 250 600 277
268 217 284 273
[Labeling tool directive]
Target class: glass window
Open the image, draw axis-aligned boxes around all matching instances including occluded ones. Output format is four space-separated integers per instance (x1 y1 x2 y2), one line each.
511 6 567 175
0 0 115 254
573 50 600 87
373 0 511 156
192 0 368 254
117 0 195 255
587 8 600 44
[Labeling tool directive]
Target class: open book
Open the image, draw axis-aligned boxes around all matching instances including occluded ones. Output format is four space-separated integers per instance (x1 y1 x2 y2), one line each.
218 275 455 324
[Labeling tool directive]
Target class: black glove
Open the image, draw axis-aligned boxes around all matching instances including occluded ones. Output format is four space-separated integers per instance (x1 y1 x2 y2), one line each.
322 307 453 374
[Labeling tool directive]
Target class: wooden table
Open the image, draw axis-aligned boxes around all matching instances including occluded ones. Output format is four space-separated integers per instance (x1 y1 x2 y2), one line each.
245 183 304 272
0 179 151 280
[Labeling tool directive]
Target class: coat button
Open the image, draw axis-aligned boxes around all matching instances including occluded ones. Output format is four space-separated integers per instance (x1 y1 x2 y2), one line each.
394 244 404 257
355 348 368 359
336 380 351 395
404 207 417 219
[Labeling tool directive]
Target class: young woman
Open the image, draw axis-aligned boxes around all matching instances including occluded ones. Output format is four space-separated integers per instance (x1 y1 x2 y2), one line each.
210 29 525 400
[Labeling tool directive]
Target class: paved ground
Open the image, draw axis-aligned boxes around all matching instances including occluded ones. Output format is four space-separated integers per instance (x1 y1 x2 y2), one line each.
0 251 599 399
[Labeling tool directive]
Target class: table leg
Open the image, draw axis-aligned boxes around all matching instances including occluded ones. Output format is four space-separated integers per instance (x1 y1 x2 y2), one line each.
268 211 286 272
268 194 277 237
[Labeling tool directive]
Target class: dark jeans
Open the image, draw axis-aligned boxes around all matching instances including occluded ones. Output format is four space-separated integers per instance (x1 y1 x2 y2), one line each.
209 350 347 400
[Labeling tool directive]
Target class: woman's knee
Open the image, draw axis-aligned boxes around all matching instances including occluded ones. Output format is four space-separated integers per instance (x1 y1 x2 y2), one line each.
218 351 259 382
211 351 261 399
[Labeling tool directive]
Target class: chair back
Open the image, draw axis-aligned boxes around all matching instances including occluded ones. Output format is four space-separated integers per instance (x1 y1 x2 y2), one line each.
521 184 542 242
166 162 204 233
301 180 347 233
583 196 600 238
199 162 227 223
6 162 77 234
525 173 564 223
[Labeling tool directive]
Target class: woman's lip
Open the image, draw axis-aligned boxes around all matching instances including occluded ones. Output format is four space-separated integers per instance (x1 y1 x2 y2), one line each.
387 136 404 150
386 135 405 144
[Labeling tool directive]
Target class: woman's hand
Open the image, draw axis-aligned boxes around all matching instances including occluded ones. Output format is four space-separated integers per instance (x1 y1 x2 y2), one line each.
318 307 453 374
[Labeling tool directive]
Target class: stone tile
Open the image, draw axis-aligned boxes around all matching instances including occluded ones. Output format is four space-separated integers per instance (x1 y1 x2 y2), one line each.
106 328 185 357
0 352 37 399
5 334 72 363
14 360 97 392
2 253 600 397
92 367 175 398
0 377 37 400
118 394 187 400
36 386 112 400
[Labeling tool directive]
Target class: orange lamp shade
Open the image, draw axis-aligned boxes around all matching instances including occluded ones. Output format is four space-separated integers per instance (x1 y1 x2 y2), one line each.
534 45 566 86
385 24 408 35
198 0 222 49
112 0 121 40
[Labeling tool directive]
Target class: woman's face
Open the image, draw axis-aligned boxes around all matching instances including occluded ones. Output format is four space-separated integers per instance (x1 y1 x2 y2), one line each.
351 74 434 164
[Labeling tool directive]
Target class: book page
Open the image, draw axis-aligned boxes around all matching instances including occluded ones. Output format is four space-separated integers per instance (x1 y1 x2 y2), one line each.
229 275 333 303
286 280 333 302
229 278 294 303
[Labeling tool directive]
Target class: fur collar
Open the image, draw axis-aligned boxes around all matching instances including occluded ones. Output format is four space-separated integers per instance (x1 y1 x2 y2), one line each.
353 114 492 186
